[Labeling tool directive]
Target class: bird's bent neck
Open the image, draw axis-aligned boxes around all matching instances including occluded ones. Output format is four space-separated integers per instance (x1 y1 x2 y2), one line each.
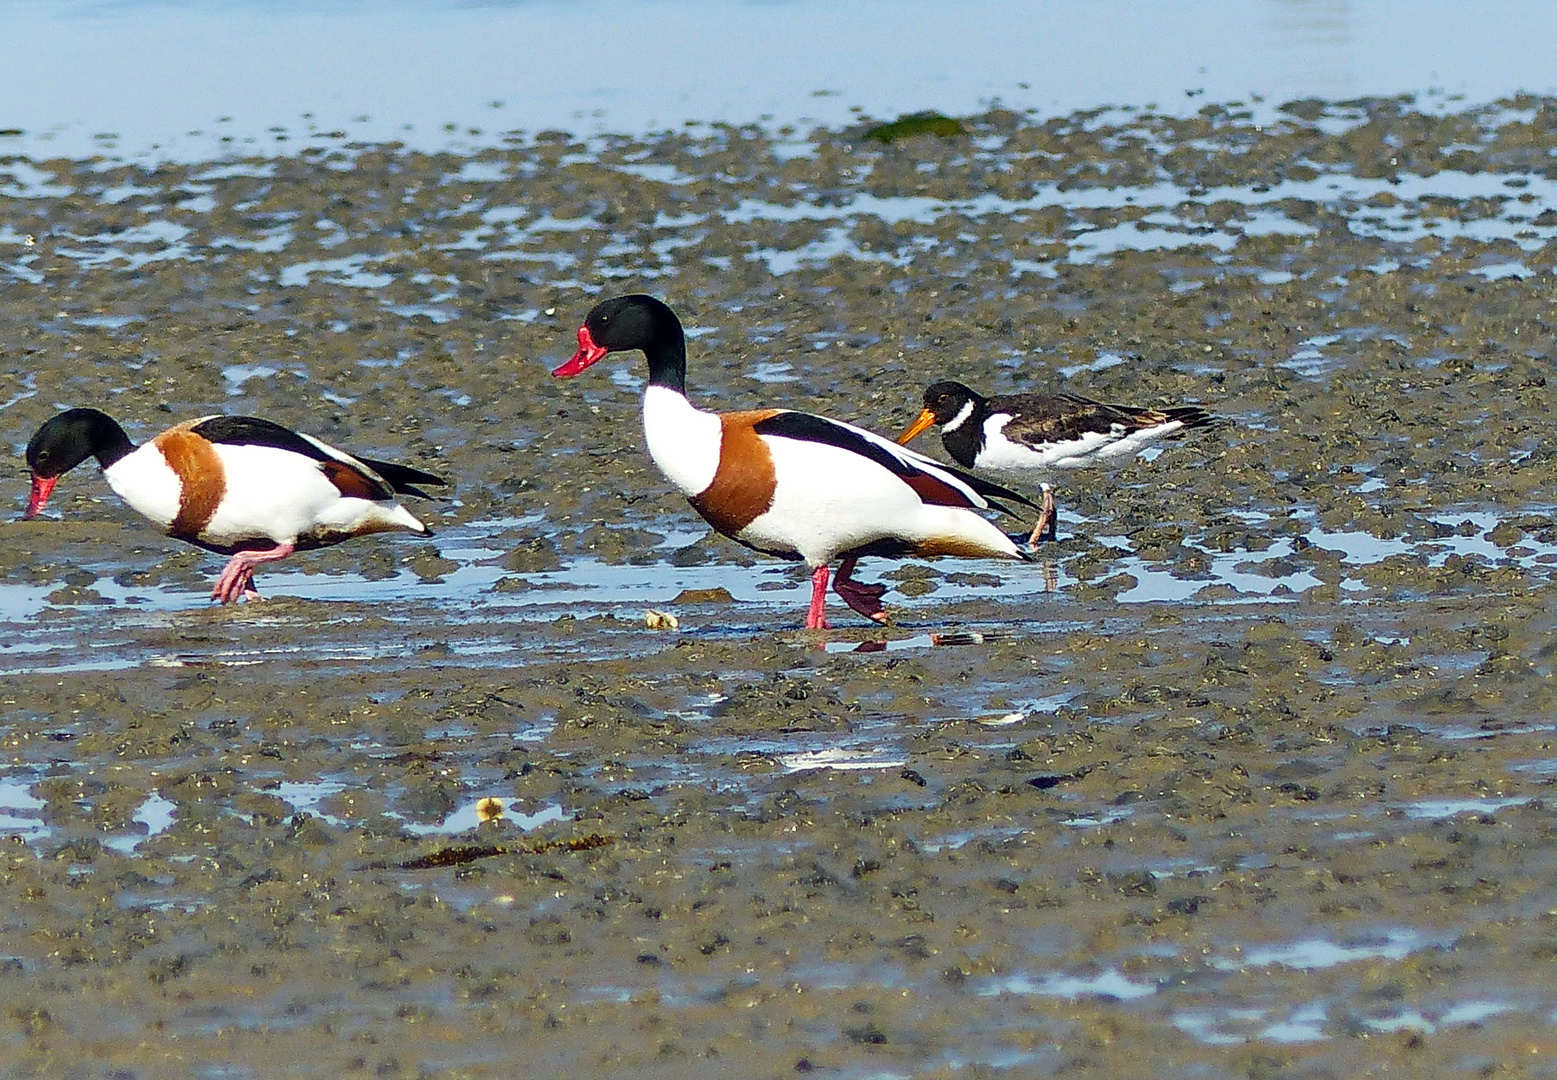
93 417 136 470
643 336 687 395
940 400 986 467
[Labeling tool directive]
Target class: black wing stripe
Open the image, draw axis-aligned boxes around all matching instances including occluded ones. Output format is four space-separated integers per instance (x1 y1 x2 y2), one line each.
192 415 333 461
1163 406 1216 429
1054 394 1216 432
754 411 909 477
955 473 1035 514
753 411 1036 516
356 457 449 500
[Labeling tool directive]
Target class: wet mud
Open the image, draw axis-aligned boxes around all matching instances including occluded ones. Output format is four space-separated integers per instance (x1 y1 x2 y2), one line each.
5 97 1557 1077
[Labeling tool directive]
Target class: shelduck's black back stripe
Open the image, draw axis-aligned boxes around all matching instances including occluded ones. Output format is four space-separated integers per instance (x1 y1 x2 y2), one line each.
192 416 400 501
190 417 446 499
752 411 1034 517
193 416 336 460
752 411 904 473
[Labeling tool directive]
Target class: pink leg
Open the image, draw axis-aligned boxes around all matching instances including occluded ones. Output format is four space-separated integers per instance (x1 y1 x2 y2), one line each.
834 556 888 624
223 565 255 601
806 564 831 629
211 542 296 604
1028 483 1057 547
234 566 262 602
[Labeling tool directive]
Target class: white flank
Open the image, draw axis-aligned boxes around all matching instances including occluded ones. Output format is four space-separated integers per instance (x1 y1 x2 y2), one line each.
739 434 1018 566
1089 420 1187 461
103 445 184 528
200 444 423 545
642 384 723 497
977 415 1185 475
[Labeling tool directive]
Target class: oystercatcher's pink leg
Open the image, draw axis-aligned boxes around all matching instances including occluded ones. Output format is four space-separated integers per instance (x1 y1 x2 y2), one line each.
1028 483 1057 547
834 556 888 624
806 564 831 629
211 542 296 604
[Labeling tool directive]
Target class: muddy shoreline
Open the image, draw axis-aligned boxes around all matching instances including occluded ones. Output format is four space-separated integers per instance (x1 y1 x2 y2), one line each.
4 98 1557 1077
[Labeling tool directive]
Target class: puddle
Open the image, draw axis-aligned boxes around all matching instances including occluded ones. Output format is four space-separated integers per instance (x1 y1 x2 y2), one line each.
1109 511 1557 605
983 968 1156 1001
274 780 348 824
392 798 566 837
0 773 47 841
102 791 177 855
1180 995 1520 1047
1061 807 1135 828
1260 1002 1330 1043
7 500 1550 685
819 629 1022 654
1400 796 1531 820
1362 1000 1516 1034
1214 929 1431 972
1110 533 1329 604
1176 1003 1332 1046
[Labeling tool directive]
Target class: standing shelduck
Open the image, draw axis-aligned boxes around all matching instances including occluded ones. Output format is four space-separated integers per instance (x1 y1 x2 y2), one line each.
23 408 446 603
552 295 1033 629
898 380 1214 545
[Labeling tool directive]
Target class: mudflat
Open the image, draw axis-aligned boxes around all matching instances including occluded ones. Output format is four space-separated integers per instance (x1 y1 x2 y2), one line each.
4 99 1557 1077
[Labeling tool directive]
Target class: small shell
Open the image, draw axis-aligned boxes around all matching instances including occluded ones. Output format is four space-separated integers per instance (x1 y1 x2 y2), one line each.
475 797 505 822
644 609 680 630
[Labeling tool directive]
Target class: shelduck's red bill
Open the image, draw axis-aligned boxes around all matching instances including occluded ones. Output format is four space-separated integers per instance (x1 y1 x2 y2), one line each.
552 325 610 378
896 408 938 446
24 475 56 519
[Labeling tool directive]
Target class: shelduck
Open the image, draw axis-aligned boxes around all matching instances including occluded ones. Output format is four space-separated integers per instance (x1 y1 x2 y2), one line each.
552 295 1033 629
898 380 1214 545
23 408 446 603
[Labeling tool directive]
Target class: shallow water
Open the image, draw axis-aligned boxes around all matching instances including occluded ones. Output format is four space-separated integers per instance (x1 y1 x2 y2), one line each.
7 54 1557 1080
10 0 1557 161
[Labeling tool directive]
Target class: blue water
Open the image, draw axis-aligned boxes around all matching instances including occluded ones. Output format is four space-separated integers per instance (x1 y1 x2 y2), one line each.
5 0 1557 160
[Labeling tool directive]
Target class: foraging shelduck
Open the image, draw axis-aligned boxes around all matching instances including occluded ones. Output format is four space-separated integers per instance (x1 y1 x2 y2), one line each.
23 408 446 603
552 295 1034 629
898 381 1214 545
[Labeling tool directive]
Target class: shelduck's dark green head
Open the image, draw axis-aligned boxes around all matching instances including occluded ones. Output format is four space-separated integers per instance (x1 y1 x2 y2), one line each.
23 407 133 518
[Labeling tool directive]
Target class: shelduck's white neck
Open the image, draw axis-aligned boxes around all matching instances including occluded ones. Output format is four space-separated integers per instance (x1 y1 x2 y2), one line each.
642 384 722 497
